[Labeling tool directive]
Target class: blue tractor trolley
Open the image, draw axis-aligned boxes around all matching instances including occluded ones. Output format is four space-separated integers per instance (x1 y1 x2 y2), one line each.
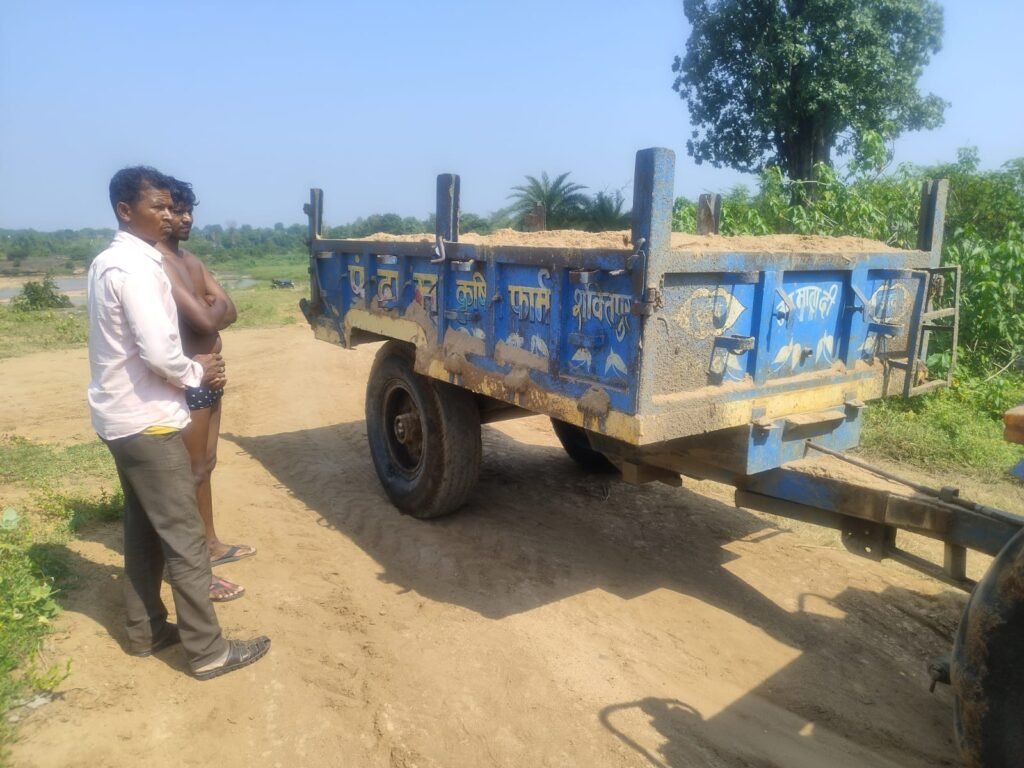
301 148 1024 767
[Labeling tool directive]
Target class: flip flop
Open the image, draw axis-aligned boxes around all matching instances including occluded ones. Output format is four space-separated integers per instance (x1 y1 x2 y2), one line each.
210 575 245 603
209 544 257 568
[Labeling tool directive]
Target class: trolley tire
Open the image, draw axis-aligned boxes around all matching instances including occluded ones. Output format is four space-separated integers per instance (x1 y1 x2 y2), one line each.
365 342 481 518
550 418 617 474
952 526 1024 768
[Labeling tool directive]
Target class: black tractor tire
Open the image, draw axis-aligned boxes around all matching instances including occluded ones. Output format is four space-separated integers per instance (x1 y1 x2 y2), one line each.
952 526 1024 768
550 418 617 474
365 342 481 518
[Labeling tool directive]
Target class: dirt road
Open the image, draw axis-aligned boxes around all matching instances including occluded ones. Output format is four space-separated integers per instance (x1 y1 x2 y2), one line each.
5 323 974 767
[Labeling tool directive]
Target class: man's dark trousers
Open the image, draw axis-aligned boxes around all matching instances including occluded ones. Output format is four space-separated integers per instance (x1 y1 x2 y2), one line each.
104 430 227 668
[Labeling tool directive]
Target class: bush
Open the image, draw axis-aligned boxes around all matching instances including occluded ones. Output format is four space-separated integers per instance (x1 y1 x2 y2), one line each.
9 275 71 312
945 224 1024 368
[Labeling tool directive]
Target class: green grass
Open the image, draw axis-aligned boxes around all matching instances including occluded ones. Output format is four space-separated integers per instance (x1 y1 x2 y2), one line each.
229 282 307 329
209 251 309 281
1 278 306 358
0 437 116 488
0 435 122 761
0 307 88 359
1 487 122 762
861 380 1024 482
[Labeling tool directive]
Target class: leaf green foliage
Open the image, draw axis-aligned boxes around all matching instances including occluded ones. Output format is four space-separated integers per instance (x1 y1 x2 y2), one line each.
585 191 631 232
324 214 430 239
921 149 1024 369
507 172 591 229
9 275 72 311
673 0 947 181
0 512 69 759
185 222 309 263
0 229 111 272
947 228 1024 369
503 172 634 232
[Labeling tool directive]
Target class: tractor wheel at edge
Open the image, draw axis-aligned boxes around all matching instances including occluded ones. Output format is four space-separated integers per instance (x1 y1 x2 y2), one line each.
365 342 482 518
952 526 1024 768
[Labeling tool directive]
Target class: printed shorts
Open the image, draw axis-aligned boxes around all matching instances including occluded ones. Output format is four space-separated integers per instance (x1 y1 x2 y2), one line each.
184 385 225 411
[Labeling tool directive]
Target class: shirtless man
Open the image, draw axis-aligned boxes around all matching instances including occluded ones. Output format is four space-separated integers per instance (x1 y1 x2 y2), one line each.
158 178 255 602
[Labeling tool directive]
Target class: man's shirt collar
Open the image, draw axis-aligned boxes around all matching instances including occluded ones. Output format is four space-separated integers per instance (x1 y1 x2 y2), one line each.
113 229 164 265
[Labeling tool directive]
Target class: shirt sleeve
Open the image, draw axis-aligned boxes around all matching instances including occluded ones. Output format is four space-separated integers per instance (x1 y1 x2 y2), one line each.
119 268 203 388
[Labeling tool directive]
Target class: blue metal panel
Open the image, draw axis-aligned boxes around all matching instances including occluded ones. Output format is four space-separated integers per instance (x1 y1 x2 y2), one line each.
410 260 441 320
316 253 346 316
853 269 921 363
752 270 780 385
494 263 556 370
657 272 758 388
559 270 640 392
443 263 489 339
746 410 862 474
764 270 847 379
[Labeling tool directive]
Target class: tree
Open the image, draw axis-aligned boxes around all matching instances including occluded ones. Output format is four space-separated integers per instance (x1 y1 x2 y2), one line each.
507 172 589 229
673 0 947 182
585 190 630 231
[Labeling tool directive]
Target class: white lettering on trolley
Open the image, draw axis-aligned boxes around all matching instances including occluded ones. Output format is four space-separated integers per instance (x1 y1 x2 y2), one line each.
454 272 488 311
572 287 632 342
775 284 839 325
508 285 552 323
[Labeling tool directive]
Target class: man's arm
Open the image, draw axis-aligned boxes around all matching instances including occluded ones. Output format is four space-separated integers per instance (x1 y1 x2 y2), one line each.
119 269 205 388
161 255 229 336
189 253 237 329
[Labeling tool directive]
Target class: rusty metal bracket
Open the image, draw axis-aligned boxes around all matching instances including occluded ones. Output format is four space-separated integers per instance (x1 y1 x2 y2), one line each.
841 516 896 561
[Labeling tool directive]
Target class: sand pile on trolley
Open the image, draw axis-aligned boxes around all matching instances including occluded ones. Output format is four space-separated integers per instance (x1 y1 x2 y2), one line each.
358 229 908 253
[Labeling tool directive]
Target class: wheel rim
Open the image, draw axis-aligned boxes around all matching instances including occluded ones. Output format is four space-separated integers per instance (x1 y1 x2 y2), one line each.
381 379 424 476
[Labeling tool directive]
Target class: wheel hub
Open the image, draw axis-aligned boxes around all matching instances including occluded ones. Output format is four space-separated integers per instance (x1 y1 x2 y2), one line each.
393 412 420 445
381 381 424 474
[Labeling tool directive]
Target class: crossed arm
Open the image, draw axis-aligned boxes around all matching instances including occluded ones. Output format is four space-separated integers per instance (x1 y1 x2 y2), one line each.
196 256 237 327
161 252 237 336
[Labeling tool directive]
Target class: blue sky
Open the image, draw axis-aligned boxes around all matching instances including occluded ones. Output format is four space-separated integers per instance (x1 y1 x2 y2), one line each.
1 0 1021 231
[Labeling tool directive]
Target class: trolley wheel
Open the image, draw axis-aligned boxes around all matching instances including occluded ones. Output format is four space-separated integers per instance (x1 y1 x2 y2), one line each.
550 418 617 474
952 527 1024 767
365 342 481 518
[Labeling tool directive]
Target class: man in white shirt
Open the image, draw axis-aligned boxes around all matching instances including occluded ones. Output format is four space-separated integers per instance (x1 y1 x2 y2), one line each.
87 166 269 679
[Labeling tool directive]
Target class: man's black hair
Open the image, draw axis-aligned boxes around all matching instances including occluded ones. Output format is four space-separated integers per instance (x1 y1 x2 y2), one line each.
168 177 199 210
108 166 172 212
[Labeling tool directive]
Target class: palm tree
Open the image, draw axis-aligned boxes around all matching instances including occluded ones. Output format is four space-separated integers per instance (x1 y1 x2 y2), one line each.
585 190 630 232
507 172 589 229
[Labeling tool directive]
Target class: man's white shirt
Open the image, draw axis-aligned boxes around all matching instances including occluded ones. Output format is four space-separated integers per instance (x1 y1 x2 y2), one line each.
87 230 203 440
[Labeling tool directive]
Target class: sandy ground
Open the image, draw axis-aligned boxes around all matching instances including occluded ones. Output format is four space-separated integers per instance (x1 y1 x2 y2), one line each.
2 323 991 767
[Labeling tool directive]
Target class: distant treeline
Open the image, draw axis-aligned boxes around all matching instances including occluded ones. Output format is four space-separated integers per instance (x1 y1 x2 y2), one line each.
0 211 512 268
